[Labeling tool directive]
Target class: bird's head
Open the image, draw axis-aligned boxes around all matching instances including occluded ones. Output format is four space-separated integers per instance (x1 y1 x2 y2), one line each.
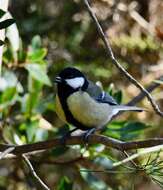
55 67 88 91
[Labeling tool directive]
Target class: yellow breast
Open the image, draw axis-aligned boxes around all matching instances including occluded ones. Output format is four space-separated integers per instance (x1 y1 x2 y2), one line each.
67 91 111 127
55 94 67 123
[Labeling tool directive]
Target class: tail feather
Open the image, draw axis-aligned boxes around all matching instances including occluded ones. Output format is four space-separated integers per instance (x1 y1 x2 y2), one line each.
113 105 144 112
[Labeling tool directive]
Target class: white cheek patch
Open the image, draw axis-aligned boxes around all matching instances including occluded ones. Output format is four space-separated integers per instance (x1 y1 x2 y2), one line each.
66 77 85 89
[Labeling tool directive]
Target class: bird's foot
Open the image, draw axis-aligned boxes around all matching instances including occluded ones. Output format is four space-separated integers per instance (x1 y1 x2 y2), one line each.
83 128 96 144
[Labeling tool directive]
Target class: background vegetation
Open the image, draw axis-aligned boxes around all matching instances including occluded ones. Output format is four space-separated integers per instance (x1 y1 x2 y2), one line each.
0 0 163 189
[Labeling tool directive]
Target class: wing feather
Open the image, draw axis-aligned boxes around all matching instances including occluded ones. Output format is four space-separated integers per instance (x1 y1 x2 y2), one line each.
85 81 118 105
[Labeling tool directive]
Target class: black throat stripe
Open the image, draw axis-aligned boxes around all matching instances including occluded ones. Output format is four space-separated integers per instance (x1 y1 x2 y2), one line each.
57 85 92 131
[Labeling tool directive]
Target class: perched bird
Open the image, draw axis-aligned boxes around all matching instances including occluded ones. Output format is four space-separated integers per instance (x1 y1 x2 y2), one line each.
55 67 143 139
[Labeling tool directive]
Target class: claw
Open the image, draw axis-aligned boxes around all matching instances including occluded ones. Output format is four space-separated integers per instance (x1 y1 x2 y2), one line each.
83 128 96 144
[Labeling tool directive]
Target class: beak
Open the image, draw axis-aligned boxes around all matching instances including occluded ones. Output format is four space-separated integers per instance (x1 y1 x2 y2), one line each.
55 76 62 83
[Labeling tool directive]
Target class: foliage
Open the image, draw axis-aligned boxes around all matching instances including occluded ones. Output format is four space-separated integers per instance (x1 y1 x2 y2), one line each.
0 0 163 189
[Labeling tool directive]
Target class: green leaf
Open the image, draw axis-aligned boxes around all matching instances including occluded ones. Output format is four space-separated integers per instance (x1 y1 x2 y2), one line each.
113 90 122 104
25 64 51 86
1 87 17 103
31 35 42 50
105 121 150 140
26 120 38 143
28 48 47 62
0 9 6 18
57 176 73 190
18 50 27 62
24 93 39 115
6 21 20 52
113 121 149 132
107 121 149 132
0 19 15 29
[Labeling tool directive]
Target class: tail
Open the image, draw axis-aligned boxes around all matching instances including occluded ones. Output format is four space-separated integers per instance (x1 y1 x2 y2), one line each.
109 105 145 121
113 105 144 112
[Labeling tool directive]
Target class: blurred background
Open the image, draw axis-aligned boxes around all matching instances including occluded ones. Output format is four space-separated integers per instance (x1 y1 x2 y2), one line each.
0 0 163 189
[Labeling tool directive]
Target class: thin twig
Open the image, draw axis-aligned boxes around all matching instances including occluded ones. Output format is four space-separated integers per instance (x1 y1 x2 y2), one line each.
0 147 15 159
80 169 135 174
22 155 50 190
129 10 151 33
83 0 163 117
113 144 163 168
123 150 138 168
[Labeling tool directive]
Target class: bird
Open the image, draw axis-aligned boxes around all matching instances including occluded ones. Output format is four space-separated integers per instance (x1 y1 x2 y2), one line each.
55 67 144 140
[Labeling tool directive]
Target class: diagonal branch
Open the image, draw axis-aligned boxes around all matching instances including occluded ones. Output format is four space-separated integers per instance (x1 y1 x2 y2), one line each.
127 75 163 106
83 0 163 117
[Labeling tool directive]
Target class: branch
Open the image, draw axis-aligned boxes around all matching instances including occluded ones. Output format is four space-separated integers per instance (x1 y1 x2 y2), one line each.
33 156 84 165
83 0 163 117
127 75 163 106
0 135 163 156
22 155 50 190
129 10 151 33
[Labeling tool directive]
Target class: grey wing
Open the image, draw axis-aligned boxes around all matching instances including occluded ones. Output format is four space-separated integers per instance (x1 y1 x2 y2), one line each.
86 80 118 105
96 91 118 105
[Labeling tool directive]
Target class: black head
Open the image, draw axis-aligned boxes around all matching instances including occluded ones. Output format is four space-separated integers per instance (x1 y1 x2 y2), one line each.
55 67 88 91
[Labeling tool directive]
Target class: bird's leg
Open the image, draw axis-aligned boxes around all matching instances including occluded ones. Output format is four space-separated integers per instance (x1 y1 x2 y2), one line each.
83 128 96 144
60 127 78 145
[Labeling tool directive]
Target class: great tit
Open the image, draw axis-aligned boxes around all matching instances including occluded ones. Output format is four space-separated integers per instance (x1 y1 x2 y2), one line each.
55 67 143 138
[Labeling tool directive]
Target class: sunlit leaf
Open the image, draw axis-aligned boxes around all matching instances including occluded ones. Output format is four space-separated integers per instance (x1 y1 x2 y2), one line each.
26 120 38 142
6 23 20 52
1 87 17 103
31 35 42 50
28 48 47 62
25 63 51 86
